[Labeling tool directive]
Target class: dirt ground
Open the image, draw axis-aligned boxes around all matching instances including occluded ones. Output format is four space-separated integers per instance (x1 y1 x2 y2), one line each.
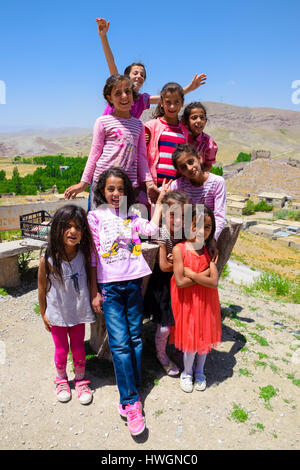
0 276 299 451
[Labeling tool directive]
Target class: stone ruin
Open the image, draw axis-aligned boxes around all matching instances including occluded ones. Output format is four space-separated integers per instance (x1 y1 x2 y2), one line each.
251 150 271 160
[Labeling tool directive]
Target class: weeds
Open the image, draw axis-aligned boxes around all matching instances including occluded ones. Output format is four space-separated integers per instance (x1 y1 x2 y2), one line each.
231 404 249 423
249 332 269 347
259 385 278 410
33 303 40 315
245 271 300 304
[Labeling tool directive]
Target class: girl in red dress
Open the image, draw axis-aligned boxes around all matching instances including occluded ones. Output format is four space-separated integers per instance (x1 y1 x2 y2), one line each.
169 204 221 392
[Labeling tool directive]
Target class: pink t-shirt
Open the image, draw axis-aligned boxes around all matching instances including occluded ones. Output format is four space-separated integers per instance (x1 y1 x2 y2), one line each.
81 115 152 188
170 173 226 240
102 93 150 119
187 131 218 166
87 207 158 283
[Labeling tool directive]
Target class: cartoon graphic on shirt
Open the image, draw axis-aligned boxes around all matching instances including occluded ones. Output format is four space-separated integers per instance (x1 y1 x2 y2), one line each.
102 219 142 258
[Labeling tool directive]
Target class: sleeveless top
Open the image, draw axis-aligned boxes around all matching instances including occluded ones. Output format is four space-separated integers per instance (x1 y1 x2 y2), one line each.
45 251 95 327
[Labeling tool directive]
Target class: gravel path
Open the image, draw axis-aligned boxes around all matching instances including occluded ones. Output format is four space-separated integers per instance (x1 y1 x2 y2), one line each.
0 278 299 451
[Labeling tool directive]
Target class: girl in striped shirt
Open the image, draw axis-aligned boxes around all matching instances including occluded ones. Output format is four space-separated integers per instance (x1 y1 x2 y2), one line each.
170 144 226 252
64 74 157 208
144 83 189 188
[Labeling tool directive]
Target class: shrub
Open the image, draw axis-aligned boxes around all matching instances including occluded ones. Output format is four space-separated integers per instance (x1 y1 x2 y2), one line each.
235 152 251 163
254 200 273 212
242 200 255 215
210 166 223 176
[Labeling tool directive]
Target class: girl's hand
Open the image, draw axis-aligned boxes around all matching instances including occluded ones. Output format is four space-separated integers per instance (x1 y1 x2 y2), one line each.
186 73 207 92
92 292 103 314
167 253 173 264
207 240 218 261
183 266 195 279
145 130 151 145
210 254 218 265
64 182 87 200
96 18 110 36
145 181 160 205
156 178 172 204
42 314 52 332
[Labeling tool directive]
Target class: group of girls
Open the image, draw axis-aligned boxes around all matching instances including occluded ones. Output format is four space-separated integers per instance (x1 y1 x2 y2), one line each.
38 17 225 438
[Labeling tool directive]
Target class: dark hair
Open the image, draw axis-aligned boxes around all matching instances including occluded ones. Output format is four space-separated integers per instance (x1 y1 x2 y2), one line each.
93 167 136 211
190 203 216 246
172 143 199 170
181 102 207 127
44 204 94 290
123 62 147 81
103 74 138 105
153 82 185 119
161 190 190 207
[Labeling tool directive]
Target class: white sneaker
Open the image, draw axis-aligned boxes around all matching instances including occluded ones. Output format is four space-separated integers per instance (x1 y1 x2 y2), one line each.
54 378 71 402
195 374 206 391
75 379 93 405
180 372 193 393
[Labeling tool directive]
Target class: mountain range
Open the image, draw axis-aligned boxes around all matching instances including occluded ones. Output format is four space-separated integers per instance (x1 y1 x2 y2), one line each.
1 101 300 164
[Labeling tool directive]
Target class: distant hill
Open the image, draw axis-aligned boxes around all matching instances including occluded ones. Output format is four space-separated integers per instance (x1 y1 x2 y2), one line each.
1 102 300 163
141 102 300 164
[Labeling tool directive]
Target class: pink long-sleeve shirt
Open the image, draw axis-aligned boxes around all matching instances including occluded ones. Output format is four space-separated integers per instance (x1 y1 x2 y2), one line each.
170 173 226 240
81 114 152 188
87 207 158 283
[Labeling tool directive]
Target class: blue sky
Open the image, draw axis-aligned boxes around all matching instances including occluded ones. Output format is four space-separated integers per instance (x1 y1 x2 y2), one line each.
1 0 299 130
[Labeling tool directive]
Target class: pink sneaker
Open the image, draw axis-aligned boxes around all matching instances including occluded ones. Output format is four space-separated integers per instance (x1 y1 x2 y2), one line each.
75 379 93 405
125 401 145 436
118 396 142 418
54 378 71 403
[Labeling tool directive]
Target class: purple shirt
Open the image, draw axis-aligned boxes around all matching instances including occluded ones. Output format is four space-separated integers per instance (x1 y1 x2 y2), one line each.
103 92 151 118
81 114 152 188
170 173 226 240
87 207 158 283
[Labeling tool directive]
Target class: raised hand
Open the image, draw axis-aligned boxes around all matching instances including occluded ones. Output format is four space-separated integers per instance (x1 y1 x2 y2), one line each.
96 18 110 36
187 73 207 92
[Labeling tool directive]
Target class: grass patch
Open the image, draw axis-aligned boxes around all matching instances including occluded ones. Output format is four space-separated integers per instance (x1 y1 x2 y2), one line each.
238 368 252 377
254 360 268 369
0 230 22 241
33 303 40 315
0 288 9 296
244 271 300 304
259 385 278 410
231 404 249 423
220 263 230 278
249 332 269 347
287 373 300 387
255 422 265 431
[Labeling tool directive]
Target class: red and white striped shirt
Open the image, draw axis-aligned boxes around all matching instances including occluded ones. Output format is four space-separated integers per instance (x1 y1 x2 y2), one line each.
156 119 186 185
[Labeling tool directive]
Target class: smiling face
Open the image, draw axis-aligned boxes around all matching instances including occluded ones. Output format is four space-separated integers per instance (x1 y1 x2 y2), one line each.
188 107 207 137
175 152 203 181
190 214 213 246
161 91 184 123
63 219 82 249
106 79 133 117
102 175 125 209
128 65 146 90
165 200 185 236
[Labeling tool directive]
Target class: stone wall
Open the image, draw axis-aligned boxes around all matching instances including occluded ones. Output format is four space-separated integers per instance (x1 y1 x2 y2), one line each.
251 150 271 160
0 197 88 232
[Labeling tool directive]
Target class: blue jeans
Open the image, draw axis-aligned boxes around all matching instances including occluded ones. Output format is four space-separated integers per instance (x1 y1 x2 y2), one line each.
99 278 143 405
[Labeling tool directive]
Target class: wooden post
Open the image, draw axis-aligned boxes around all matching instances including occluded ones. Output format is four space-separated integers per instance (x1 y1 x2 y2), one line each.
216 219 243 276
